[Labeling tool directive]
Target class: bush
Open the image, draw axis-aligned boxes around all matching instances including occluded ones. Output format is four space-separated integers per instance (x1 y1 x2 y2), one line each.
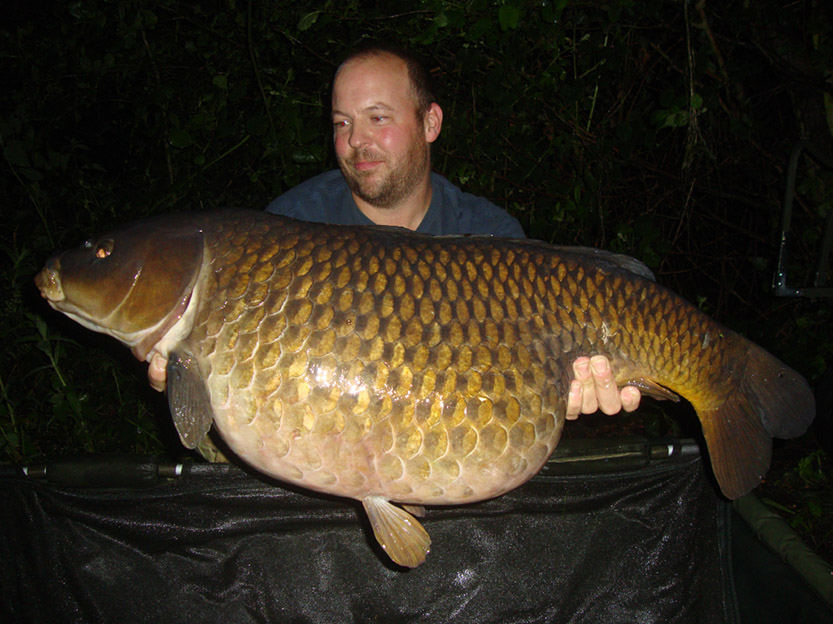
2 0 832 461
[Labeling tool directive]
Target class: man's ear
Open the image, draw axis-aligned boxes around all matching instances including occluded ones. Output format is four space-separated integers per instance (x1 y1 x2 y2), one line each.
424 103 443 143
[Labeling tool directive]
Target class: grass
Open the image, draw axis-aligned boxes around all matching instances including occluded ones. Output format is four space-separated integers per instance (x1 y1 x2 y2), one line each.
759 442 833 565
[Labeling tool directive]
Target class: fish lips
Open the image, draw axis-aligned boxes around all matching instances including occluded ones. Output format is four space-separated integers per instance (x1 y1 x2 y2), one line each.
35 258 66 304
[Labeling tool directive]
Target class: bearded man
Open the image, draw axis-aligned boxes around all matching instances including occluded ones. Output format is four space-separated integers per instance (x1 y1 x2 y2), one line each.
262 44 641 418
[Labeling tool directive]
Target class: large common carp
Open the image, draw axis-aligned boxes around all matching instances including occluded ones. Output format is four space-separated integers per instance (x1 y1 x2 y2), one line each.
35 210 814 567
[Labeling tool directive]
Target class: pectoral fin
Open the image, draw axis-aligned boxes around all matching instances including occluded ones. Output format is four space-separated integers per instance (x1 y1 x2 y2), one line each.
362 496 431 568
167 350 213 449
401 504 427 518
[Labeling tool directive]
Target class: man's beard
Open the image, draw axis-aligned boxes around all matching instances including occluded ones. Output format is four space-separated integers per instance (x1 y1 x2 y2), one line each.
341 140 429 209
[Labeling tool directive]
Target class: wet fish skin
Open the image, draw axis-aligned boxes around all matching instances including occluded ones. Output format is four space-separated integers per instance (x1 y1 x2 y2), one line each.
35 210 815 568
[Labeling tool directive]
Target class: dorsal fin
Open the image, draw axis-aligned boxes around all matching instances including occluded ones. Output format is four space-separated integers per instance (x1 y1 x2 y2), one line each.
553 246 656 281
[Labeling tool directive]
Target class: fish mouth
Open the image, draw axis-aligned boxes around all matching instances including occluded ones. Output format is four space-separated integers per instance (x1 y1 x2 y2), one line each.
34 262 65 303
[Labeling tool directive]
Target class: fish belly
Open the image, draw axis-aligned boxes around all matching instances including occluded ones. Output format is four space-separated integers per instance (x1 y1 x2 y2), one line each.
180 212 812 505
37 210 815 566
187 216 578 505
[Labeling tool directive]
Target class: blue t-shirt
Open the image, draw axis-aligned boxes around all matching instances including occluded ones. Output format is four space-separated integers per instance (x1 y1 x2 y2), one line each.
265 169 525 238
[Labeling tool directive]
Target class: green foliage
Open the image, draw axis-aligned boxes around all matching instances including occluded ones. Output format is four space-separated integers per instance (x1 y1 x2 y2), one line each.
2 0 833 466
762 449 833 558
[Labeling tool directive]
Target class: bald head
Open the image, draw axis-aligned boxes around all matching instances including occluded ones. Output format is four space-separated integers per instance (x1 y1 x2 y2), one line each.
335 45 436 121
330 46 443 227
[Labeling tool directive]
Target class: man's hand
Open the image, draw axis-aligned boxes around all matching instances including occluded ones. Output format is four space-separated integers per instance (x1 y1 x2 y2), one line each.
148 352 167 392
566 355 641 420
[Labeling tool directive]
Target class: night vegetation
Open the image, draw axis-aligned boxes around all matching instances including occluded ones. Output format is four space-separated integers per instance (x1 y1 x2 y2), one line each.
2 0 832 560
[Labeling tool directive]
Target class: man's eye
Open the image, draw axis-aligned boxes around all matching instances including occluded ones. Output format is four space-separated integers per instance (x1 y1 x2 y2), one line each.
371 116 386 123
333 120 349 128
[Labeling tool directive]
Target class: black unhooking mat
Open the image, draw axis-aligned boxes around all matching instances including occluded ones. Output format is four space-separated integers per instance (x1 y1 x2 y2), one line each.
2 439 737 624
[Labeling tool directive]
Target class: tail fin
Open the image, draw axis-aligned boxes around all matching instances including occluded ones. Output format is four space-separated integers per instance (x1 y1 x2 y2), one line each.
697 342 815 500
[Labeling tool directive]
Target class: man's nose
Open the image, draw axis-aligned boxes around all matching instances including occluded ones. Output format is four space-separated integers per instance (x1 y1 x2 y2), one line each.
348 121 370 149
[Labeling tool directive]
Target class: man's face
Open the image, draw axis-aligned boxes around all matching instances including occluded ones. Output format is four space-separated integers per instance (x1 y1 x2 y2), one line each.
332 54 432 209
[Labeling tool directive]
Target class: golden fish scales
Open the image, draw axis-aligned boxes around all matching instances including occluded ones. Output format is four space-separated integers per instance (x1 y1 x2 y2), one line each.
35 210 814 568
192 217 569 506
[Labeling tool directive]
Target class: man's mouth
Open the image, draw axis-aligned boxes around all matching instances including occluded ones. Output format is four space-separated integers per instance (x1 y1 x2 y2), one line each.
350 153 385 172
353 160 382 172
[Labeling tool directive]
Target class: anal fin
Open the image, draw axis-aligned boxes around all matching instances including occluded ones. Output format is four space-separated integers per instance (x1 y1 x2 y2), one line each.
362 496 431 568
167 349 213 449
620 377 681 402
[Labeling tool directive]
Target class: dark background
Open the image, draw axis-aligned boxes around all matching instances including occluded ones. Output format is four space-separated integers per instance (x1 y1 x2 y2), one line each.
1 0 831 561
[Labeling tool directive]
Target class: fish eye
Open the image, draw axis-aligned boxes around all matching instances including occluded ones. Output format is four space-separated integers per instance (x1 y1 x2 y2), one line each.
94 239 114 259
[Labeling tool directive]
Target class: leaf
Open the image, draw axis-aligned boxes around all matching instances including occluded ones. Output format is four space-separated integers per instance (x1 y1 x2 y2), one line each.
616 122 633 142
212 75 228 90
291 146 324 164
654 107 688 129
32 314 48 340
168 127 193 148
466 16 492 41
690 92 704 111
3 140 31 168
297 11 320 32
808 501 822 519
760 497 795 515
246 115 268 136
498 5 520 31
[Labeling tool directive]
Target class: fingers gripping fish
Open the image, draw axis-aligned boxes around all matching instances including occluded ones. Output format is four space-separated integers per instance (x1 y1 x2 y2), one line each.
35 210 815 568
